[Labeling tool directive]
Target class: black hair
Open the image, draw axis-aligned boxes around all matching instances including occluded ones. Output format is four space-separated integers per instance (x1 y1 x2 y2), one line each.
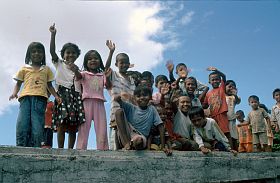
225 80 236 87
141 71 154 82
176 63 187 72
273 88 280 98
60 43 81 58
259 103 270 113
188 106 205 120
83 50 105 72
134 85 152 97
248 95 259 102
25 42 46 65
155 75 168 87
115 53 130 64
209 71 221 79
185 76 198 88
235 110 245 118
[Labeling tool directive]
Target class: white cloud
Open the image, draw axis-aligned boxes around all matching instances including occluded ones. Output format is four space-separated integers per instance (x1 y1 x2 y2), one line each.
180 11 195 25
0 1 178 115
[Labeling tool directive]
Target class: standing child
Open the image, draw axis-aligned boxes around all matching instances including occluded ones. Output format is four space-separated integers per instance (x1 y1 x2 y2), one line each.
271 88 280 135
259 103 273 152
189 106 237 155
74 41 115 150
236 110 253 153
9 42 60 147
41 92 54 148
225 80 241 151
203 66 232 146
49 24 85 149
247 95 272 152
107 53 136 150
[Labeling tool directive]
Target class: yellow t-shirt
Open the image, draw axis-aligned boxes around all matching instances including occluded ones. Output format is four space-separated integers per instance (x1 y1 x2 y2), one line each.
14 65 54 99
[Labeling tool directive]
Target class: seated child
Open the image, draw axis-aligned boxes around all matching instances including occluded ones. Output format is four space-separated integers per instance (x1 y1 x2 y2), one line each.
188 106 237 155
236 110 253 153
114 85 171 155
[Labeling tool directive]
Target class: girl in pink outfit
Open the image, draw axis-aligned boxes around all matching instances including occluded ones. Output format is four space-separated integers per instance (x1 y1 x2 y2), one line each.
74 40 115 150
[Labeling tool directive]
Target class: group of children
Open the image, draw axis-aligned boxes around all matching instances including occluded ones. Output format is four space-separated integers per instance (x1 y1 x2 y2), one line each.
9 24 280 156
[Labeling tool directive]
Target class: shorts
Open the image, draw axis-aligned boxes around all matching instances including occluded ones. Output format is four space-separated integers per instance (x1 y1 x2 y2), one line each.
253 132 268 145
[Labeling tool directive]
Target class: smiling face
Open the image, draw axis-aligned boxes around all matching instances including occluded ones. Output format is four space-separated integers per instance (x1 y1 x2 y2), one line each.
63 47 78 63
185 78 197 95
225 82 236 95
116 54 130 73
178 96 191 114
30 47 44 65
209 73 221 88
86 52 101 72
135 92 151 110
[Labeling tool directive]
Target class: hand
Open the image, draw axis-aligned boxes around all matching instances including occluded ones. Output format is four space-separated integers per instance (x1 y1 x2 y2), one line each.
9 94 18 101
163 148 172 156
206 66 217 71
106 40 115 52
160 83 170 95
165 60 174 72
229 149 238 156
201 146 211 154
55 96 62 105
104 68 112 78
68 63 79 72
267 127 272 134
49 23 56 34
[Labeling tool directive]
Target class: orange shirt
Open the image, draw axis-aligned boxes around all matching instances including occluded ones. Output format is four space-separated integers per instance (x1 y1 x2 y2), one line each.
237 124 252 143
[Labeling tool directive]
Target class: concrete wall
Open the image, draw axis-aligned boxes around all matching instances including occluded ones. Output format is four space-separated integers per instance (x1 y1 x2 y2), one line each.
0 146 280 183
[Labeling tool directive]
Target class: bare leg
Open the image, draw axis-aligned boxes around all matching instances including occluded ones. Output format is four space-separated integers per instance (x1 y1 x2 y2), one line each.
68 131 76 149
115 109 131 149
57 128 65 148
256 143 262 152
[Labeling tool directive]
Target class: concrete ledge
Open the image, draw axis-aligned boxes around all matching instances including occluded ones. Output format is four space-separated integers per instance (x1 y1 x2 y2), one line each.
0 146 280 183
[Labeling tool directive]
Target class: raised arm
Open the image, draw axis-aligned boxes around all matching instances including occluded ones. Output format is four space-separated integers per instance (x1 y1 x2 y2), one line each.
9 81 23 101
207 66 226 82
49 23 59 63
166 60 176 82
104 40 115 70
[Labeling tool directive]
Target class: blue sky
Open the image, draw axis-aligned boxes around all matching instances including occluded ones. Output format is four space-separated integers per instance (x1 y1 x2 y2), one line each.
0 1 279 149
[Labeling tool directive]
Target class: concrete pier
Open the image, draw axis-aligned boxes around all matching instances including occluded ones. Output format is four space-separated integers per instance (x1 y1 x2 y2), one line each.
0 146 279 183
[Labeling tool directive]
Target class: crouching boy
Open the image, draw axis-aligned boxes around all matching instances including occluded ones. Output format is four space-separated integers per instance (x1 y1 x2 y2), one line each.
114 85 171 155
188 106 237 155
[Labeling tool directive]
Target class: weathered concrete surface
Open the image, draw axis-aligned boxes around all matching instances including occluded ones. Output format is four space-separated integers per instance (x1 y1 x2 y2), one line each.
0 146 280 183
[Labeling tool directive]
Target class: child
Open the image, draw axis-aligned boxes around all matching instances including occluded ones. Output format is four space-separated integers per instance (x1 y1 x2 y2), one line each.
247 95 272 152
166 61 207 94
74 41 115 150
49 24 85 149
236 110 253 153
41 91 54 148
259 103 273 152
225 80 241 151
114 85 171 155
108 53 136 150
188 106 237 155
171 95 199 151
152 75 169 105
271 88 280 133
9 42 60 147
139 71 154 90
203 67 232 147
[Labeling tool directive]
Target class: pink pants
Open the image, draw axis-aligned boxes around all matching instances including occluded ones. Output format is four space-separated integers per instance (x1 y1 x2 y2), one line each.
77 99 108 150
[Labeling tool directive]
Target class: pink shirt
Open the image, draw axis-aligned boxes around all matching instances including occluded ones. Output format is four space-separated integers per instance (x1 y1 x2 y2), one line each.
78 71 106 101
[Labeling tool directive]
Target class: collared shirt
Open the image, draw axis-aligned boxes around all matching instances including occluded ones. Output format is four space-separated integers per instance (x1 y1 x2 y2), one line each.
247 108 269 133
14 65 54 99
77 71 106 101
271 104 280 126
53 59 76 90
194 118 230 149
